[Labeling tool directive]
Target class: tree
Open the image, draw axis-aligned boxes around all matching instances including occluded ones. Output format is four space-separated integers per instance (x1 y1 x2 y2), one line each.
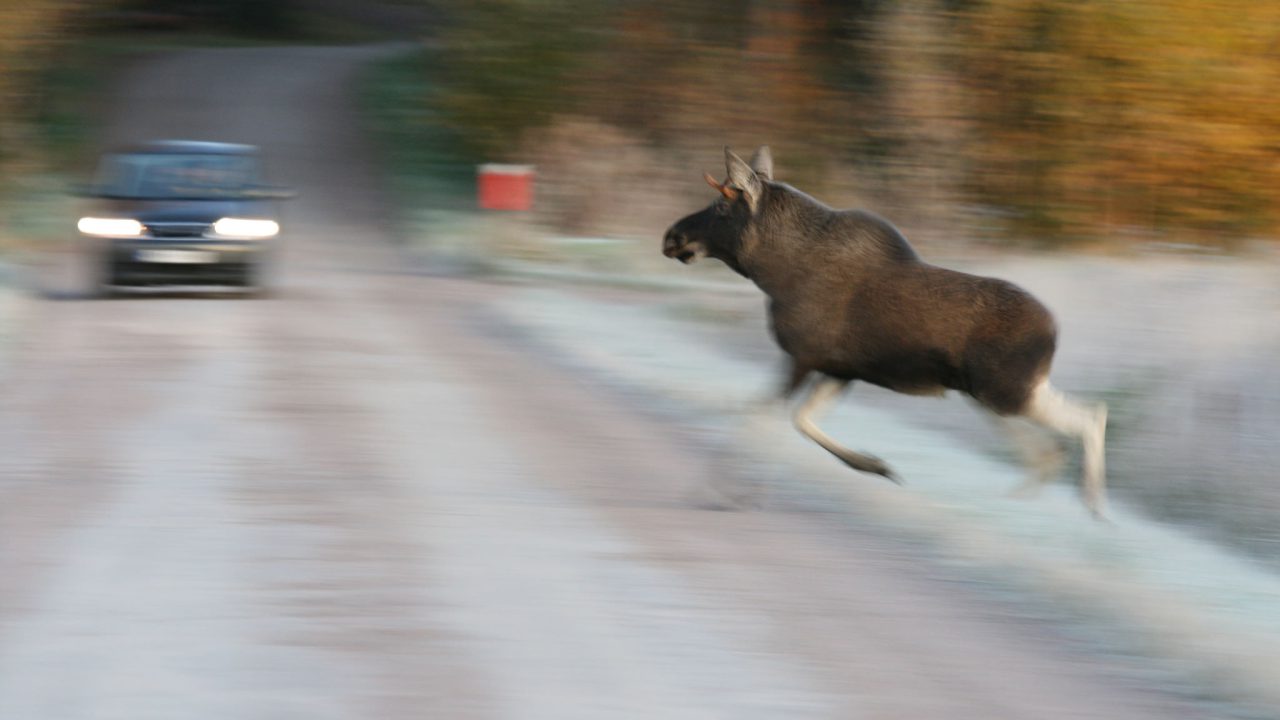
960 0 1280 243
0 1 83 169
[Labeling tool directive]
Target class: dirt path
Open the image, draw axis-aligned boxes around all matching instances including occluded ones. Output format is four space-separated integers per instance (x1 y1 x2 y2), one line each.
0 45 1235 718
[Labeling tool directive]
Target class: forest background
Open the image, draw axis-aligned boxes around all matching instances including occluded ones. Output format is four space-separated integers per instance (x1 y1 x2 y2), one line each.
3 0 1278 250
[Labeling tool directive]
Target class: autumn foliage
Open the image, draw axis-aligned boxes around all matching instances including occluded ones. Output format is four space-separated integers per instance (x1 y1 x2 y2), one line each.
435 0 1280 247
0 1 81 171
3 1 1278 247
961 0 1280 243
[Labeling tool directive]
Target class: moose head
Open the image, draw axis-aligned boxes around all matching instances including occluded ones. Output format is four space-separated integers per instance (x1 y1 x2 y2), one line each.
662 147 773 271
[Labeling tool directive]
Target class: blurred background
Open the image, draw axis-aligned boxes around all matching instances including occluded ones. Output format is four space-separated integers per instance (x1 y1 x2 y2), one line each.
2 1 1280 716
6 0 1280 246
3 0 1278 569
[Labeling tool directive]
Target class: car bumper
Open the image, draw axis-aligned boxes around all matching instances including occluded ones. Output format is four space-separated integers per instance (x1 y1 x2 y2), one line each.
104 240 270 286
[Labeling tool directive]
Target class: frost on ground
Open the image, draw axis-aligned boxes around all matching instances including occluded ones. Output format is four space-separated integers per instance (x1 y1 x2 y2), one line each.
978 254 1280 562
477 243 1280 563
494 283 1280 715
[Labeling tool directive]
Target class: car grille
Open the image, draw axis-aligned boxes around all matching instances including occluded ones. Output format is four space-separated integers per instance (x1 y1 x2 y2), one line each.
145 222 211 238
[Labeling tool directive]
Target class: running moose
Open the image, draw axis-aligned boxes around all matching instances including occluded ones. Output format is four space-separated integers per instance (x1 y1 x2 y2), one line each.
662 147 1109 518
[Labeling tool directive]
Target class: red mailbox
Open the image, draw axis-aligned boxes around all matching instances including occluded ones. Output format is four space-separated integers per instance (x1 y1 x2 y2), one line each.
477 164 534 211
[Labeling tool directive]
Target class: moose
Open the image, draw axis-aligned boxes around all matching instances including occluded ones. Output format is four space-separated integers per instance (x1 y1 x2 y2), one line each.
663 147 1109 518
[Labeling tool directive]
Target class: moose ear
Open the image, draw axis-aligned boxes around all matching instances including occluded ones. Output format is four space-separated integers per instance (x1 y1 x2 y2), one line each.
724 147 763 211
748 146 773 181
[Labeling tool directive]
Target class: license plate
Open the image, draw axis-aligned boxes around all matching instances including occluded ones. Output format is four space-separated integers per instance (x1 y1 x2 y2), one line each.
136 249 217 264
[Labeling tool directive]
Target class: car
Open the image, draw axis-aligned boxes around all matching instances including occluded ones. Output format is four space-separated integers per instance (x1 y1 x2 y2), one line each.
76 140 294 295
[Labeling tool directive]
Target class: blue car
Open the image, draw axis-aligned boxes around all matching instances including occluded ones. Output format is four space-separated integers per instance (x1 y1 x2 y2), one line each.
77 140 293 294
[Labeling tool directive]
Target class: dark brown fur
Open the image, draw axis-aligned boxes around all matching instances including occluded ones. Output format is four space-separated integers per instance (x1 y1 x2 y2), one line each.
664 148 1057 416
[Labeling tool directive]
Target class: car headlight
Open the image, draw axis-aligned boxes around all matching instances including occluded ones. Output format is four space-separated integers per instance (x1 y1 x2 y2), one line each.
212 217 279 239
77 217 144 237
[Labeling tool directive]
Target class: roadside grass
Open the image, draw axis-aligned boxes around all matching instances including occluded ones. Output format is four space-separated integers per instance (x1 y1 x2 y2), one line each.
359 48 475 243
359 46 541 273
1109 358 1280 572
360 46 699 280
1 35 116 254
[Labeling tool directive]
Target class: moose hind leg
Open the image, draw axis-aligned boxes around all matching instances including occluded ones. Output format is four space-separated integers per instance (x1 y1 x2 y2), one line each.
999 416 1066 499
793 377 901 484
1023 380 1108 518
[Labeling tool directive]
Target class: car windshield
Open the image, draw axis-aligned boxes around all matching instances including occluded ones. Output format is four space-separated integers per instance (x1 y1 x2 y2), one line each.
94 152 261 199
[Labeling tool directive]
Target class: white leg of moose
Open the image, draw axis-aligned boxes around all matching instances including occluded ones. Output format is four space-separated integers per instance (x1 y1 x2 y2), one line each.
792 377 901 484
1023 380 1109 518
1000 417 1067 499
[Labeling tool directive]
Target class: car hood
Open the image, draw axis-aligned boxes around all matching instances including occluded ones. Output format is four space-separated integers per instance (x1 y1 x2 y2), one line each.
99 198 273 223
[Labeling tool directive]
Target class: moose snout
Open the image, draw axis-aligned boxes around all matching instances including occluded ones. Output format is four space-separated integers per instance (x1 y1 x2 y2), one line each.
662 228 684 257
662 227 703 264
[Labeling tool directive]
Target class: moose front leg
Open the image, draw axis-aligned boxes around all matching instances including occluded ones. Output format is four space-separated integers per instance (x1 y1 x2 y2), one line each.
792 377 901 484
779 361 812 400
741 360 811 414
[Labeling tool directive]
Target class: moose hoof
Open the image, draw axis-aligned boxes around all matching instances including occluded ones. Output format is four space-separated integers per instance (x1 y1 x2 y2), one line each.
877 466 904 485
837 451 902 485
1083 497 1111 523
862 456 898 482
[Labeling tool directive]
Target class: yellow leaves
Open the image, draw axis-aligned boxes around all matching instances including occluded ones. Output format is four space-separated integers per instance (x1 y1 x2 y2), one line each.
961 0 1280 241
0 2 81 117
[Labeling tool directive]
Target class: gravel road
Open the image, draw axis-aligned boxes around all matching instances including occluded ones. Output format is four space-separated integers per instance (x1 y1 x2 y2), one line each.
0 44 1243 719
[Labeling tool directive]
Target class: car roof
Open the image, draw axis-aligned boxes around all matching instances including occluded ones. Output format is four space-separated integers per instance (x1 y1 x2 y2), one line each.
112 140 260 156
